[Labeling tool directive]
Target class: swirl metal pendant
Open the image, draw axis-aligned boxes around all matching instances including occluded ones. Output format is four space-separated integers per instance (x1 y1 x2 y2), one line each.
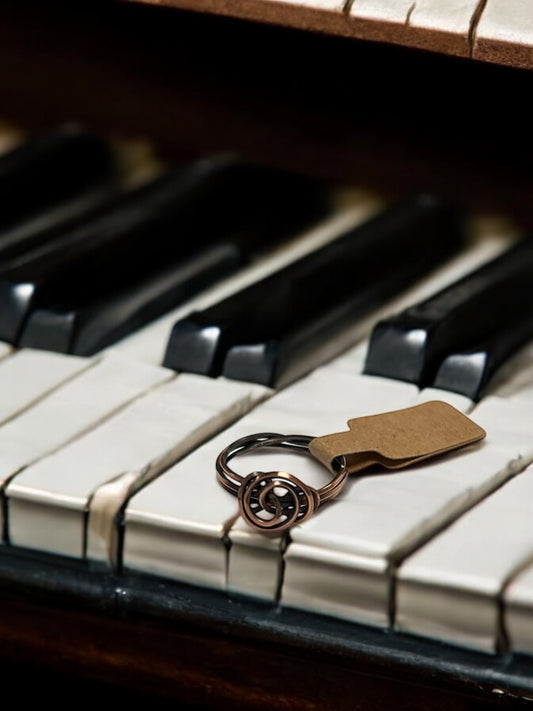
238 470 320 532
216 432 348 533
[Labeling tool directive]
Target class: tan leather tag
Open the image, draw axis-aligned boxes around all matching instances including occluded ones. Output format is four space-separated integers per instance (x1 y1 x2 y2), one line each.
308 401 486 475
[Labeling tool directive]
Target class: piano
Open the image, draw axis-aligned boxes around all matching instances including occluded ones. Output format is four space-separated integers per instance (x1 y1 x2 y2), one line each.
1 0 533 708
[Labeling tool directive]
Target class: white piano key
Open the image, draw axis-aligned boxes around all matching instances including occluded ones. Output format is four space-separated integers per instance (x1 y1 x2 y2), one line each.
280 393 533 627
0 354 172 536
265 0 344 8
396 466 533 653
409 0 479 35
7 374 268 561
227 370 421 601
0 349 91 425
350 0 412 24
474 0 533 68
504 562 533 655
0 342 13 361
109 196 381 365
413 386 474 413
407 0 480 55
124 370 418 592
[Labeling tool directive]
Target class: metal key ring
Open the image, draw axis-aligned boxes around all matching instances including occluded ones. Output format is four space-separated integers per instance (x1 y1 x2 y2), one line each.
216 432 349 533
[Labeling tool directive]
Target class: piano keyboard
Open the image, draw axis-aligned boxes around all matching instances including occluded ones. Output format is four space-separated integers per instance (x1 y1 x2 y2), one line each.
4 120 533 679
127 0 533 71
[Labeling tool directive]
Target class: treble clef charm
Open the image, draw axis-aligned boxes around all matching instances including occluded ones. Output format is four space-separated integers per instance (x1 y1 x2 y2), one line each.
238 470 320 532
215 433 348 534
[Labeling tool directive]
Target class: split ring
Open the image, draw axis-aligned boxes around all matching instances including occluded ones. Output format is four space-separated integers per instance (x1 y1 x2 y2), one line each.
216 432 348 533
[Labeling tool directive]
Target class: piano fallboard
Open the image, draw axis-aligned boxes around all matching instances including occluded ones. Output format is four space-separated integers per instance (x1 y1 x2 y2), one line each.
126 0 533 71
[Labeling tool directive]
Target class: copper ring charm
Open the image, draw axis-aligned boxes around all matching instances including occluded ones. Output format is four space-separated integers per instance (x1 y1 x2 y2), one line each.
216 433 348 533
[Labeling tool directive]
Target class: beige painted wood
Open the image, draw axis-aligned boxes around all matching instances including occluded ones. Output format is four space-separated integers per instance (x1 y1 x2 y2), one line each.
475 0 533 69
124 0 533 68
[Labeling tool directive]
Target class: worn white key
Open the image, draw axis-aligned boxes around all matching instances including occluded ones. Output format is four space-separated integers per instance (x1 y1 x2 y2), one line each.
267 0 344 8
408 0 481 55
350 0 412 24
397 463 533 652
110 195 381 365
504 560 533 655
413 386 473 413
0 349 92 425
0 353 172 537
164 0 348 37
409 0 479 34
7 374 268 562
123 366 418 593
226 369 421 601
0 342 13 361
280 391 533 628
474 0 533 68
230 222 512 601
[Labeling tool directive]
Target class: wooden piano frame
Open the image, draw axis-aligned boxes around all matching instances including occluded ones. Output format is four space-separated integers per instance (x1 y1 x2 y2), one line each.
1 1 533 707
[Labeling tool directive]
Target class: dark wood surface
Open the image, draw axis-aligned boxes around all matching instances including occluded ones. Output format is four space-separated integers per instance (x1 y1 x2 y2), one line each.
0 0 532 227
0 2 533 707
1 548 533 709
121 0 533 72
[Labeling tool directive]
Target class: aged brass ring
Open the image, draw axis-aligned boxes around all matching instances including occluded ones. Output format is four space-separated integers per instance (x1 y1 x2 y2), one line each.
216 432 348 533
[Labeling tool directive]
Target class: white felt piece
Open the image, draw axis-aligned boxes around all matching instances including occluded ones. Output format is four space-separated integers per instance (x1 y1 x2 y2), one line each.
397 466 533 652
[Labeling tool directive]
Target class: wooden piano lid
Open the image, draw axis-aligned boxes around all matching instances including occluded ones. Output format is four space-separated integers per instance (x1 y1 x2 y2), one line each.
125 0 533 71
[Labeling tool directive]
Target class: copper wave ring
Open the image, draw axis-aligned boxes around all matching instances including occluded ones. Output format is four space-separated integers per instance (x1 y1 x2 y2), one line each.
215 432 348 533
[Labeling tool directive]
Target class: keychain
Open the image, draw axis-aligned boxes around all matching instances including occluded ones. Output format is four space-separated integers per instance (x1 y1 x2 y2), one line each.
216 401 486 533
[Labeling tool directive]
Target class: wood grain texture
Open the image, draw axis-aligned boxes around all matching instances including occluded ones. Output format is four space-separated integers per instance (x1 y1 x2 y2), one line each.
474 0 533 70
125 0 533 69
0 551 530 709
1 0 532 230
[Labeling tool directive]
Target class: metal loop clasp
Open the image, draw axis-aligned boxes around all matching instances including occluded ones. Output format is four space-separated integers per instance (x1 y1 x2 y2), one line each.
216 432 348 533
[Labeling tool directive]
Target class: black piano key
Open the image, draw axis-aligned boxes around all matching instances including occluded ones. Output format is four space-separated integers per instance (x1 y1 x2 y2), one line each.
363 235 533 388
163 194 467 385
432 312 533 401
19 243 241 355
0 183 122 264
0 123 117 228
0 156 329 347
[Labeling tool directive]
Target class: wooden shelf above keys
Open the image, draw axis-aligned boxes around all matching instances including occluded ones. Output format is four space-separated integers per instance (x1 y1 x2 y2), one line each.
124 0 533 72
1 0 533 233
